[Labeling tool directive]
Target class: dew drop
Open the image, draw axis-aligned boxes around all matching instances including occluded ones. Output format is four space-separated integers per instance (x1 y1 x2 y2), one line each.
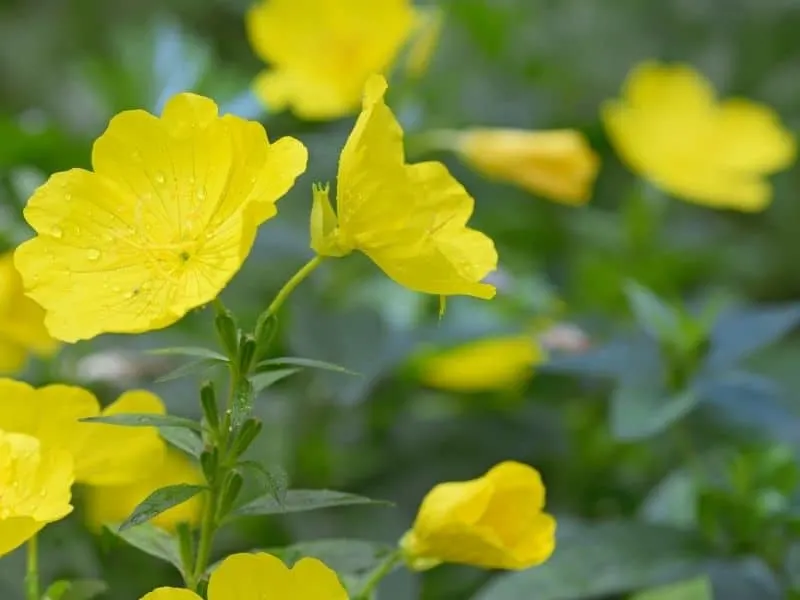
38 490 47 498
112 285 121 293
155 172 166 185
86 249 101 261
51 226 63 239
196 189 206 200
64 193 72 201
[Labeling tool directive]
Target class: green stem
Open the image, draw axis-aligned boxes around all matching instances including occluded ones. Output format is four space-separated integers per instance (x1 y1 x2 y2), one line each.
25 535 39 600
264 256 324 318
356 551 402 599
190 486 219 590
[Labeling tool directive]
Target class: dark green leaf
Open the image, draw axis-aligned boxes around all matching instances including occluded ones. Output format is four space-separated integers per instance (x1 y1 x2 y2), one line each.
631 577 713 600
156 357 227 383
249 368 300 393
240 461 289 507
610 387 698 441
625 281 680 344
474 521 706 600
81 413 202 433
160 426 204 458
230 489 390 518
120 484 206 530
147 346 227 361
105 522 183 574
256 357 358 376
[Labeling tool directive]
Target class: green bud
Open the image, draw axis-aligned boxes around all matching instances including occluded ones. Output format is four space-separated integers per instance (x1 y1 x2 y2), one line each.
214 305 239 360
254 312 278 359
231 418 263 458
200 380 219 433
216 470 244 521
200 448 218 484
238 334 258 375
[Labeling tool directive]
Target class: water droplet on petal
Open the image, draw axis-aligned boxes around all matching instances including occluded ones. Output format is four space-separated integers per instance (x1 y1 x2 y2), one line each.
87 249 101 260
51 226 63 239
196 189 206 200
64 193 72 201
155 173 166 184
112 285 121 292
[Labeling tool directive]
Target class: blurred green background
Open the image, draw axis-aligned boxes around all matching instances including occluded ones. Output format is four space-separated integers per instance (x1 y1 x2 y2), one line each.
3 0 800 598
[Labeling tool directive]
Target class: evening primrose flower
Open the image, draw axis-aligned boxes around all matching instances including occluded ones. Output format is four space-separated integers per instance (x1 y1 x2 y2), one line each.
401 461 556 571
246 0 416 120
0 252 57 373
0 429 73 557
416 334 544 393
140 553 348 600
84 449 203 532
603 61 796 211
311 75 498 299
0 381 166 486
424 128 600 204
15 93 307 342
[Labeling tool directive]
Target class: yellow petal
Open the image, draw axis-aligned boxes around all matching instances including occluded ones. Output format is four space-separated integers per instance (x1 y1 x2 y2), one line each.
0 517 45 557
140 589 202 600
457 129 600 204
714 99 796 172
246 0 415 120
623 61 716 115
0 340 28 374
15 93 306 342
337 76 497 299
84 448 203 532
289 557 350 599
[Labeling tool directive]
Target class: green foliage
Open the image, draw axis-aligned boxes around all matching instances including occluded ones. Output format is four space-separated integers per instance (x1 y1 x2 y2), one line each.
120 485 208 531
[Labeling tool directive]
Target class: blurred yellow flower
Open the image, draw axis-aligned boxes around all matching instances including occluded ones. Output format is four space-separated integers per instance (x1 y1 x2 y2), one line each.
405 7 444 79
247 0 416 120
401 461 556 571
311 75 498 299
0 252 57 373
140 553 348 600
432 128 600 204
14 93 307 342
603 61 796 211
0 381 166 486
416 335 544 392
84 448 203 532
0 429 73 557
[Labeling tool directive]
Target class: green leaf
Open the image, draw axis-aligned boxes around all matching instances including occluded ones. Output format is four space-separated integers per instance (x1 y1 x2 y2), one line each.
160 426 204 458
156 357 227 383
231 377 255 429
625 281 680 344
474 520 706 600
147 346 228 361
81 413 202 433
230 489 390 519
105 522 183 574
256 356 358 376
44 580 108 600
120 484 206 530
610 386 699 441
249 368 300 393
640 470 698 530
631 577 713 600
240 461 289 507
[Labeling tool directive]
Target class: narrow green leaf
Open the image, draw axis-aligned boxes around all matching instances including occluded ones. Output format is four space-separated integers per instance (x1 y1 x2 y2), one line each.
105 522 183 574
156 357 227 383
81 413 202 433
256 357 359 376
249 368 300 393
610 387 698 441
240 461 289 507
120 484 206 530
631 576 713 600
147 346 228 361
624 281 680 344
44 580 108 600
230 489 390 518
160 426 204 458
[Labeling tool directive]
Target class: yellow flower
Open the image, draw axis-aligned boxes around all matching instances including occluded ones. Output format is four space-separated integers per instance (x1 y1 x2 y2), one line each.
140 553 348 600
0 252 57 373
14 93 307 342
401 461 556 571
0 429 73 557
84 448 203 532
311 75 498 299
405 7 444 79
445 129 600 205
416 335 544 392
603 61 796 211
0 381 166 486
246 0 416 120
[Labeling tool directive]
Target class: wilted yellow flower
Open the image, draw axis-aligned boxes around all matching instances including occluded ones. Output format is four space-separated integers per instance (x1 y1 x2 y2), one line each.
0 429 73 557
603 61 796 211
247 0 416 120
84 449 203 532
428 128 599 204
0 252 57 373
0 381 166 486
416 335 544 392
401 461 556 571
311 75 497 299
140 553 348 600
15 93 307 342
